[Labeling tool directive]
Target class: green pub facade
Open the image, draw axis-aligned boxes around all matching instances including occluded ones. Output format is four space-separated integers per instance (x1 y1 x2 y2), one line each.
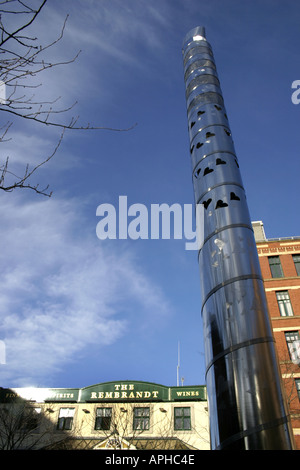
0 381 209 450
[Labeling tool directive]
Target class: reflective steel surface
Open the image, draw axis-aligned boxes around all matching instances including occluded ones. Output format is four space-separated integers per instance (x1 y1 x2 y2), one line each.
182 27 294 450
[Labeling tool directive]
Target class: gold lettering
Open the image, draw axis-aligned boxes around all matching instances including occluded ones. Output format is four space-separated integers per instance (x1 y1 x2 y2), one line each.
5 392 18 398
89 385 162 400
54 393 74 399
176 390 199 397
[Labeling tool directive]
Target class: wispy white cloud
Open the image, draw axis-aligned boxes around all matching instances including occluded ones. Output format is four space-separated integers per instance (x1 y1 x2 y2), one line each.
37 0 174 83
0 128 82 184
0 193 171 387
67 0 171 51
0 0 178 389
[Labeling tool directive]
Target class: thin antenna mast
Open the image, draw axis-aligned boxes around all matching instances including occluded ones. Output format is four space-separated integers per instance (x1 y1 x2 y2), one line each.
177 341 180 386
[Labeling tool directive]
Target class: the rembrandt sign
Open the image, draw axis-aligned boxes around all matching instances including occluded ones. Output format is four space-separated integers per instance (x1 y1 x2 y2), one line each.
82 381 167 402
0 381 206 403
82 381 206 402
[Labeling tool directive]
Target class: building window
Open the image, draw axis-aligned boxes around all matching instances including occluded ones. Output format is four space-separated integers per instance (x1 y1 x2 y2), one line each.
95 408 112 430
293 254 300 276
174 407 191 431
296 379 300 400
133 407 150 431
285 331 300 364
276 291 294 317
57 408 75 430
268 256 283 278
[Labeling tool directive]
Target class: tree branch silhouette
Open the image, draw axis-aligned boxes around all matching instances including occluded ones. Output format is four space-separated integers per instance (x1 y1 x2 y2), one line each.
0 0 136 196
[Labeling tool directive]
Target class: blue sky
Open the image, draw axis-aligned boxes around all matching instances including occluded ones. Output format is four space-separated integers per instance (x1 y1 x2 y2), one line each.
1 0 300 389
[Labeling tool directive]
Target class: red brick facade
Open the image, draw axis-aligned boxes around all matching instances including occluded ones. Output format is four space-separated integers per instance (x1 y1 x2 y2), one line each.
255 235 300 449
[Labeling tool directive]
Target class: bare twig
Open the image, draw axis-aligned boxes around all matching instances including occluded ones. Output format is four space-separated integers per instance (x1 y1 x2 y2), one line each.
0 0 136 197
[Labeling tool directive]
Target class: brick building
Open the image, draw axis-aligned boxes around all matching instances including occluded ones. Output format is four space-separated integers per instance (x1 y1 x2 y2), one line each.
253 221 300 449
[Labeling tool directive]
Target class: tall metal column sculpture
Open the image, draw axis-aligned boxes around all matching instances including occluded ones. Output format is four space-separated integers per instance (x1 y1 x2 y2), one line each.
182 26 294 450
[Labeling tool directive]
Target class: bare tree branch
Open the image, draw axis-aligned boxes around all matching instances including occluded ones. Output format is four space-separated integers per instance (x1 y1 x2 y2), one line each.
0 0 136 197
0 129 65 196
